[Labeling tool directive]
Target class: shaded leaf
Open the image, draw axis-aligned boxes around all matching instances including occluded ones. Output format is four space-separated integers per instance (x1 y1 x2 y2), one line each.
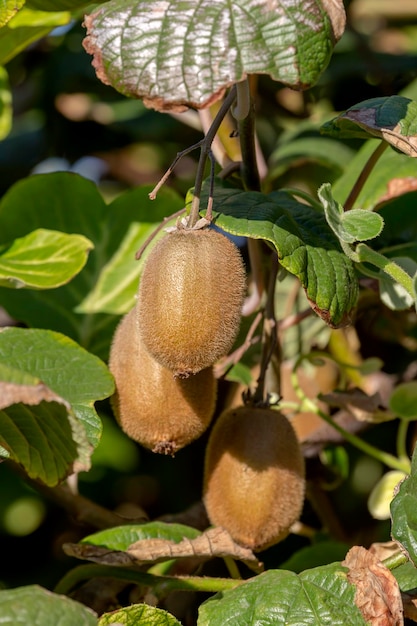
342 546 404 626
198 565 367 625
0 228 92 289
83 0 344 112
26 0 105 11
391 447 417 565
322 96 417 156
65 525 261 573
0 7 71 65
0 327 114 447
318 183 384 243
99 604 181 626
0 400 89 485
0 585 97 625
200 180 358 327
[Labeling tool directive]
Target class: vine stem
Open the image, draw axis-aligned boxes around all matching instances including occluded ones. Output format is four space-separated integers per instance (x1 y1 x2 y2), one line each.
356 243 415 299
343 141 388 211
290 368 411 473
54 564 242 597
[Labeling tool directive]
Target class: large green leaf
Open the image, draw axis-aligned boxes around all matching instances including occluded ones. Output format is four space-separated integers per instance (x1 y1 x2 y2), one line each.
0 229 92 289
321 96 417 156
80 521 200 551
198 565 367 625
99 605 181 626
391 446 417 566
202 181 358 327
83 0 345 112
0 173 182 359
0 7 71 65
0 327 114 448
0 585 97 626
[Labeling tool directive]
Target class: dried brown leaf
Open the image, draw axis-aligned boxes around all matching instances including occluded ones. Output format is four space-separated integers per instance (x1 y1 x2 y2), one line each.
0 381 68 410
64 527 263 573
376 177 417 206
342 545 404 626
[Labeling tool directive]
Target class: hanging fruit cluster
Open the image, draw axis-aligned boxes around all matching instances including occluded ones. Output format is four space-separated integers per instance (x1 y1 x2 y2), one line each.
109 225 306 550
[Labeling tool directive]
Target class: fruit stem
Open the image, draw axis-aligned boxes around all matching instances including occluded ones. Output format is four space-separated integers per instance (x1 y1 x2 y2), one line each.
135 208 187 260
189 86 238 227
343 141 387 211
237 77 261 192
54 564 243 597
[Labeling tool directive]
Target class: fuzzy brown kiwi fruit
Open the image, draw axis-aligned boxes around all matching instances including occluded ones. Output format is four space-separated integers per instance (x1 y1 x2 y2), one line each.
109 307 217 455
203 406 305 551
137 228 246 377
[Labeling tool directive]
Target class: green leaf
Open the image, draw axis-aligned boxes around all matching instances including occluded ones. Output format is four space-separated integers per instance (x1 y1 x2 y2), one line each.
279 541 350 573
201 181 358 327
0 66 12 138
0 229 92 289
83 0 343 112
0 327 114 447
80 521 200 551
318 183 384 243
198 565 367 626
389 382 417 419
0 0 25 27
99 604 181 626
0 400 89 485
392 561 417 594
0 7 71 65
77 186 183 315
321 96 417 156
0 585 97 625
0 174 182 359
391 446 416 565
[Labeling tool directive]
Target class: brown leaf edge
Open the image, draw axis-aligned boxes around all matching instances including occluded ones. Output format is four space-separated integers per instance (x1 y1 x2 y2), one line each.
82 12 227 113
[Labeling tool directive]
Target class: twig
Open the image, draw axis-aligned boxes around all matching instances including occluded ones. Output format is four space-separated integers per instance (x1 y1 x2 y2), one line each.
213 311 263 379
343 141 387 211
149 142 204 200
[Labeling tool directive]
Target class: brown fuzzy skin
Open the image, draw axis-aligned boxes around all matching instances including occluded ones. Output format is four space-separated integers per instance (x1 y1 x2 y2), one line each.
137 229 246 377
109 307 217 455
203 406 305 551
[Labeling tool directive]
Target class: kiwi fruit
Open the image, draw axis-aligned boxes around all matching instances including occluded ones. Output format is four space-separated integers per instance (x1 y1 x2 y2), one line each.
203 406 305 551
137 228 246 377
109 307 217 455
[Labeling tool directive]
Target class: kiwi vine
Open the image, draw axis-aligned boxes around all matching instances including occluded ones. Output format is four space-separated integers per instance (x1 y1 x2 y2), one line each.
2 2 417 625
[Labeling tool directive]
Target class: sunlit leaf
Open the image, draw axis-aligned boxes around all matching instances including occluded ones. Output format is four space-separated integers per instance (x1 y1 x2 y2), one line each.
198 565 367 625
0 229 92 289
0 66 12 138
83 0 345 112
368 471 407 520
0 0 25 27
389 382 417 419
200 180 358 327
99 604 180 626
318 183 384 243
0 7 71 64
